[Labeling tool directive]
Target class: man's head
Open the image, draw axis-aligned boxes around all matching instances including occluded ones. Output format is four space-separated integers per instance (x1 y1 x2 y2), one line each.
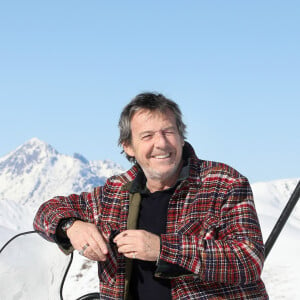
119 92 186 160
118 92 187 188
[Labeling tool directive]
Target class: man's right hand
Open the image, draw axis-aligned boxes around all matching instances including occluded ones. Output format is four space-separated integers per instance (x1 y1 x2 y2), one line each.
66 220 108 261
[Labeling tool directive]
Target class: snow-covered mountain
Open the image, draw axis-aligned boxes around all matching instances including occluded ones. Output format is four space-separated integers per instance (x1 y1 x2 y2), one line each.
0 137 124 232
0 138 299 299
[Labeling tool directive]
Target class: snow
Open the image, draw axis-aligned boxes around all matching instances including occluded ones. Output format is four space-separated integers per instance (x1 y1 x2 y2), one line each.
0 138 299 299
262 236 300 299
252 179 300 299
0 232 70 300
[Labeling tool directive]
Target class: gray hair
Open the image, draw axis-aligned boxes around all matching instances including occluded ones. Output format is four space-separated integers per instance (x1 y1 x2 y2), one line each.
118 92 187 162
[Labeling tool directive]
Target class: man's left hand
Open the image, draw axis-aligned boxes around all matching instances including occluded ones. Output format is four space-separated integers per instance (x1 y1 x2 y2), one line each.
114 230 160 261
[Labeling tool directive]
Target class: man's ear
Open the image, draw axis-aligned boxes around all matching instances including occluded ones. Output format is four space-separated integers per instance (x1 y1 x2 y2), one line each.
122 142 135 157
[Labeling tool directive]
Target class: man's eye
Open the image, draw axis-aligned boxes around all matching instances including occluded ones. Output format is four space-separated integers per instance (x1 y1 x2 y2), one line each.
164 130 175 135
141 134 152 140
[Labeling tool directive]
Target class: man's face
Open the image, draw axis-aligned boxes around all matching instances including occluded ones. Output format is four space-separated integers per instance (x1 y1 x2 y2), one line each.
123 109 184 186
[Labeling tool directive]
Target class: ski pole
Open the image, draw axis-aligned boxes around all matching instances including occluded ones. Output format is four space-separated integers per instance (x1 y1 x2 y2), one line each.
264 180 300 259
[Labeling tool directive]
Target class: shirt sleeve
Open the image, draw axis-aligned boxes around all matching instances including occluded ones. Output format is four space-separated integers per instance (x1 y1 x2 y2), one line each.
33 187 103 251
156 177 265 286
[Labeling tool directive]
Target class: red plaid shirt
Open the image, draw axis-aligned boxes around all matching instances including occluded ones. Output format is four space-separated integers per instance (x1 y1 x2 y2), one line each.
34 143 268 299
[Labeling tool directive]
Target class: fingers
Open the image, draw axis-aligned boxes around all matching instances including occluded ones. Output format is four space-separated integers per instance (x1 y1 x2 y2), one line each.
82 234 107 261
67 220 108 261
89 229 108 254
113 230 160 261
79 243 89 254
66 224 160 262
111 231 136 259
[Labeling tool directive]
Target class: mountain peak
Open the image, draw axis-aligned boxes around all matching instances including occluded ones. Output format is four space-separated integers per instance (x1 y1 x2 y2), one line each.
0 138 58 176
21 137 56 151
0 138 125 207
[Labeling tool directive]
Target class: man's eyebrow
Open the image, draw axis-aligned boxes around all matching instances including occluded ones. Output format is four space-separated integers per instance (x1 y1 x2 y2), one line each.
163 126 176 131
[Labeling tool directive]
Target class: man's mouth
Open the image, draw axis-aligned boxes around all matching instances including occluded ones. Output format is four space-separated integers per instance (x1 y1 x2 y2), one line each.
152 153 171 159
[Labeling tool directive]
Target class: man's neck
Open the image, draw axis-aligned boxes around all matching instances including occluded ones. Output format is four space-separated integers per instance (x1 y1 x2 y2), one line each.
146 161 184 193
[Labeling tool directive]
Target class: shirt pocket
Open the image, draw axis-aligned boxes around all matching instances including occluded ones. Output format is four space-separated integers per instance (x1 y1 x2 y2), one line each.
177 213 220 240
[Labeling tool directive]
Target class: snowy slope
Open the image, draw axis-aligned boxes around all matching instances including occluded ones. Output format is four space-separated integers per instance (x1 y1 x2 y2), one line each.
252 179 300 300
253 177 300 239
0 138 299 299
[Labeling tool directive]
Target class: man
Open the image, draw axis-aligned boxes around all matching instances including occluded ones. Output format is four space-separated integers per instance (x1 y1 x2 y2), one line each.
34 92 268 299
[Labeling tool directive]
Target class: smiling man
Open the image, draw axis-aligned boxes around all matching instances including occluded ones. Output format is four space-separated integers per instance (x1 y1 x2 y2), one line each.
34 92 269 299
123 107 184 191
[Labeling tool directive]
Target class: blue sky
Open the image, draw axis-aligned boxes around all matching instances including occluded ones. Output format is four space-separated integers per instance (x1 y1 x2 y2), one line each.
0 1 299 183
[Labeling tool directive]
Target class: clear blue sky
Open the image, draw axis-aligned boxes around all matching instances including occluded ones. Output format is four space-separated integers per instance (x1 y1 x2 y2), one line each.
0 1 299 183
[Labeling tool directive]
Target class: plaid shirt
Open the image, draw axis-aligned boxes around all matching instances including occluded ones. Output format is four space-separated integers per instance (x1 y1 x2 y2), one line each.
34 143 268 299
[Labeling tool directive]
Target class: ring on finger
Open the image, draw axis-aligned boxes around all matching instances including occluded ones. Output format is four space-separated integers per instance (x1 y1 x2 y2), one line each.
132 252 136 259
79 243 89 256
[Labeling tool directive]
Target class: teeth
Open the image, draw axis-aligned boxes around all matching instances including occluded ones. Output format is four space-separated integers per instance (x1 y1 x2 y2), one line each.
154 154 170 159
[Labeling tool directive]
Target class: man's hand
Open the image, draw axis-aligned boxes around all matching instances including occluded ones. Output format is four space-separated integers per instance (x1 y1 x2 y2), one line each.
66 220 108 261
114 230 160 261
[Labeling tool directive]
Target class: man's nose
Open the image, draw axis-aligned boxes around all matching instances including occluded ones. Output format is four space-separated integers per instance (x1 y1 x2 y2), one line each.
154 131 168 146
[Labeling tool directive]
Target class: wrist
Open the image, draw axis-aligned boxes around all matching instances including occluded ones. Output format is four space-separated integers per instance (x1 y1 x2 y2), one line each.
61 218 77 233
